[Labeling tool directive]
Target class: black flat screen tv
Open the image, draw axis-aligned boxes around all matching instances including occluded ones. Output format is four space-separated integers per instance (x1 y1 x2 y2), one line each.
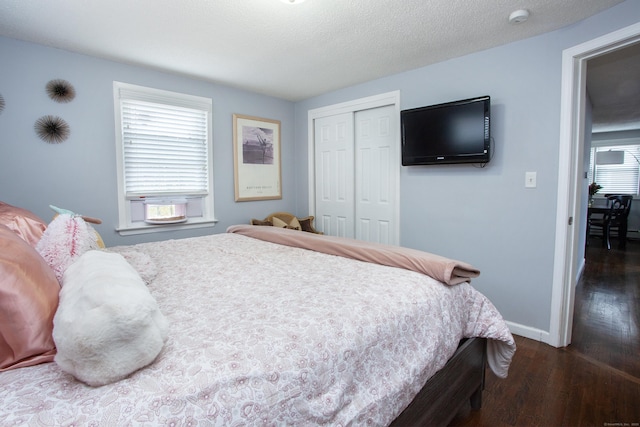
401 96 491 166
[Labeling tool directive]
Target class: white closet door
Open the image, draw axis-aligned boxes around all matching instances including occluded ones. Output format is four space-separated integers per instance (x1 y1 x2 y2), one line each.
354 105 398 245
314 112 355 238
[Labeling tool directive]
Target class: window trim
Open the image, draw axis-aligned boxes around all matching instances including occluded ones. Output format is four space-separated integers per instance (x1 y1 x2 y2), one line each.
113 81 216 235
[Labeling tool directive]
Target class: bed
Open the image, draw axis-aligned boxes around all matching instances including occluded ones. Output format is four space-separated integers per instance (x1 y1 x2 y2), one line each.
0 202 515 426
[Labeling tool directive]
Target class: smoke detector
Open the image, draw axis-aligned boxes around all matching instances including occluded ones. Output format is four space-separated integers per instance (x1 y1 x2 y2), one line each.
509 9 530 24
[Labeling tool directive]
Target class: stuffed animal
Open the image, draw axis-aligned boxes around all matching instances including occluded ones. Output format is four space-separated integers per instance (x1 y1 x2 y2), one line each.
36 213 103 282
49 204 103 225
48 205 105 248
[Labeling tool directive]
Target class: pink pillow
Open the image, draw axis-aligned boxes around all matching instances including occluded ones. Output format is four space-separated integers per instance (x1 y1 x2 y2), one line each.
0 224 59 371
0 201 47 247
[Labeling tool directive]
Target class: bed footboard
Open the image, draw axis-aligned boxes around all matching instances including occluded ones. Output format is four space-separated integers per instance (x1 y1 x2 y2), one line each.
390 337 487 427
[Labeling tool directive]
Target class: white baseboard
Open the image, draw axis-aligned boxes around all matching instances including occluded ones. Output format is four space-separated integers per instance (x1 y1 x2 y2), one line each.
506 321 552 345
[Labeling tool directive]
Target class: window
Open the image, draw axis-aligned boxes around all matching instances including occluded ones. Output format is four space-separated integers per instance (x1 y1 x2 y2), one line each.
588 144 640 196
114 82 215 235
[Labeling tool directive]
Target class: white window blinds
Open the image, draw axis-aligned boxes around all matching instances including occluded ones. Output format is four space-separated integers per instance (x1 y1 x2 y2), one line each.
121 99 209 197
115 83 212 199
589 144 640 195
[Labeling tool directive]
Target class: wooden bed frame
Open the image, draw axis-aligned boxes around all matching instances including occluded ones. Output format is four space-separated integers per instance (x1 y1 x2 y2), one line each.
390 337 487 427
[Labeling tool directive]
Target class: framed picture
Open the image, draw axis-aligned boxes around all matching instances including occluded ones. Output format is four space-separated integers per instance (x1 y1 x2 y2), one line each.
233 114 282 201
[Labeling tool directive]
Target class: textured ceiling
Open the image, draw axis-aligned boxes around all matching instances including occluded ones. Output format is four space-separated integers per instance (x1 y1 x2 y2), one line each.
587 42 640 133
0 0 625 102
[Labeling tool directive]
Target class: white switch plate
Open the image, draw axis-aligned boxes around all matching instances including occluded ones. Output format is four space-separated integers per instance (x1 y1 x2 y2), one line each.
525 171 537 188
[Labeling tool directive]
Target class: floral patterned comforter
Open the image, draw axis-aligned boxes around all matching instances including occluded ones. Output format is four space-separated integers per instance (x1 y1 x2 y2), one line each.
0 232 514 426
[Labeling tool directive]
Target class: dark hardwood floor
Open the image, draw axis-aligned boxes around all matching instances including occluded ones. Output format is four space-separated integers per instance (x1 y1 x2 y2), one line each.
450 238 640 427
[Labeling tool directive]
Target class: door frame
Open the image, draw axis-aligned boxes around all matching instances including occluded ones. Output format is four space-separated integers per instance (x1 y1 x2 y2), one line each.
307 91 401 243
550 22 640 347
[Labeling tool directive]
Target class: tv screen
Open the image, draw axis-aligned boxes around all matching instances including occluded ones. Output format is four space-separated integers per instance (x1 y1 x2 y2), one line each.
401 96 490 166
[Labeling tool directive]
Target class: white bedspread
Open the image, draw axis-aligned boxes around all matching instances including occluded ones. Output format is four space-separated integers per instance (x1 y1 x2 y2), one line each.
0 232 514 426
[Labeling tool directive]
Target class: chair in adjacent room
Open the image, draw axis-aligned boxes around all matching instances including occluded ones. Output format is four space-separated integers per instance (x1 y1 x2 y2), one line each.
588 194 633 249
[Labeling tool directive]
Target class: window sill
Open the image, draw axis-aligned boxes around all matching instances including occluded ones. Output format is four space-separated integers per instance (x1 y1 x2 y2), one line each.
116 218 218 236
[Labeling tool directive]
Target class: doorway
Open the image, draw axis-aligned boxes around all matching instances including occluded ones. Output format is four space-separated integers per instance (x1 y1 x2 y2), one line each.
551 22 640 347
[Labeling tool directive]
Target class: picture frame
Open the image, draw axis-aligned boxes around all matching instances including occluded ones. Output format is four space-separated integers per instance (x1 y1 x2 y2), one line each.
233 114 282 201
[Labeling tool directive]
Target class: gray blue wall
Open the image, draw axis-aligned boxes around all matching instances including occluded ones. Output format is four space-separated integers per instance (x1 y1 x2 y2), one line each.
293 0 640 336
0 37 297 247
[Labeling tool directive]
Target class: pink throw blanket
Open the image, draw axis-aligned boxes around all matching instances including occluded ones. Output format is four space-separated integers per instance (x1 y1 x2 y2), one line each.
227 225 480 285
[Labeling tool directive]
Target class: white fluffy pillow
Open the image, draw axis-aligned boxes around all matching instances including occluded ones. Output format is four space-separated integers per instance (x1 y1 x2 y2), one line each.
53 250 168 386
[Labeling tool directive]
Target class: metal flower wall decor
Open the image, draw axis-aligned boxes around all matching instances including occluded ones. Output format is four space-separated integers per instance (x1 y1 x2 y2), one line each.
35 115 70 144
46 79 76 103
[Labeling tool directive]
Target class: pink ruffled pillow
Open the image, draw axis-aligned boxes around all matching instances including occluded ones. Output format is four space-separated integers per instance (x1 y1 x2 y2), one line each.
0 224 59 371
0 201 47 247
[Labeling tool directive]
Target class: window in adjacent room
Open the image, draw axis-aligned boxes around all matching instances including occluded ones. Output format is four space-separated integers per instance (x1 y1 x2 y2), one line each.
113 81 215 235
587 143 640 196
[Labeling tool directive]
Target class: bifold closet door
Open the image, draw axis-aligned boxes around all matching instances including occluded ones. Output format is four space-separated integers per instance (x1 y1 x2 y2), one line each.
314 112 355 238
314 105 398 244
354 105 396 245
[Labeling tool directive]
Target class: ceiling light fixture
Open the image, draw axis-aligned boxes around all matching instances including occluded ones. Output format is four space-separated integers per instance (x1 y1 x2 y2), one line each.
596 150 625 165
280 0 306 4
509 9 530 24
596 149 640 165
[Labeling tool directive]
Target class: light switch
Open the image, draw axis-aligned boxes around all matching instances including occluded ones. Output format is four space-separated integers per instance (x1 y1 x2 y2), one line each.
525 171 537 188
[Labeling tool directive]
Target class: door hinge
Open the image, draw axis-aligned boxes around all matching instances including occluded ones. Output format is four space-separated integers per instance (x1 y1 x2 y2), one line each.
568 216 573 226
